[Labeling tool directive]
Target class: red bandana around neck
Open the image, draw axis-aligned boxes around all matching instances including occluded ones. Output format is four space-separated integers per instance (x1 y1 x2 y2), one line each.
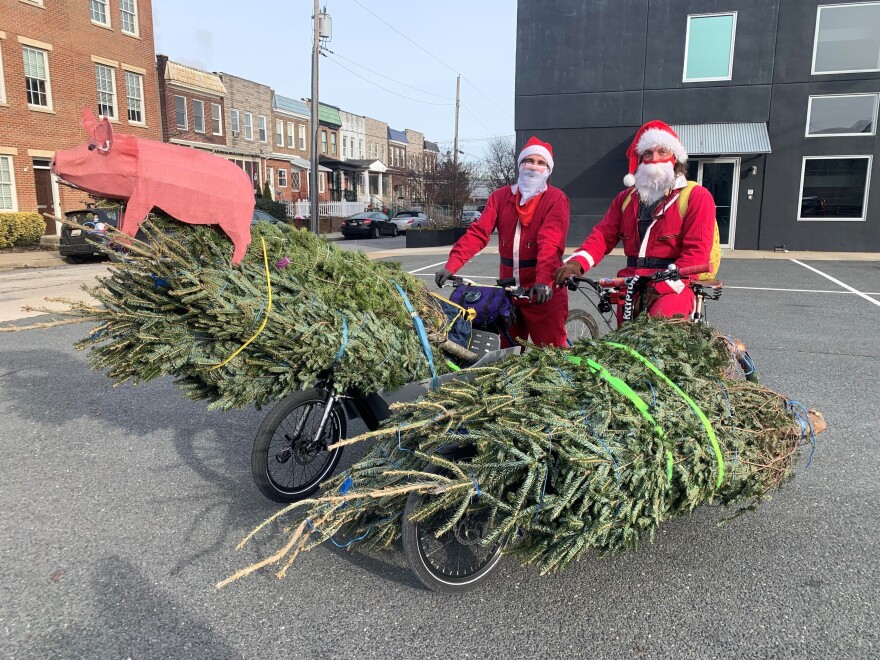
515 190 543 227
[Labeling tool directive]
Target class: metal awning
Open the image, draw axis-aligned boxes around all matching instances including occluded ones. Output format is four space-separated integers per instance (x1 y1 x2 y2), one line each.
670 122 771 155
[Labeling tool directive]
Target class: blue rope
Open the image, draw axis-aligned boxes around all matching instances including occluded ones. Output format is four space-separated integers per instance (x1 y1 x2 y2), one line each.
470 472 483 498
392 280 438 389
150 274 171 289
249 297 267 330
712 377 734 422
786 399 817 469
329 313 349 368
305 518 373 548
212 282 228 304
637 380 657 408
556 368 574 386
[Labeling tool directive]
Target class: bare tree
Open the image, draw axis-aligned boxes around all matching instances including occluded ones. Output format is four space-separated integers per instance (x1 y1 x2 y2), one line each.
483 136 518 190
423 151 478 225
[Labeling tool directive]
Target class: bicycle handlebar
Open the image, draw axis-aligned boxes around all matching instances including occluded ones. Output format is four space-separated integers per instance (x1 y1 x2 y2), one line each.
565 263 710 291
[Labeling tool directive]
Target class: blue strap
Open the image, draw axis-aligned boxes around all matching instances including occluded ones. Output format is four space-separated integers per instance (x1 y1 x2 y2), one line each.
786 399 817 469
330 313 349 368
392 280 438 389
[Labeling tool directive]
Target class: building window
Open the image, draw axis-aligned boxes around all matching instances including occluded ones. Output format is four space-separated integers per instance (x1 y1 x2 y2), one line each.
382 145 386 162
287 122 295 148
798 156 872 221
807 94 878 137
124 71 144 123
298 124 306 150
0 43 6 105
173 95 187 129
95 64 117 119
243 112 253 140
211 103 222 135
683 13 736 82
319 172 325 193
342 136 347 158
0 155 17 211
275 120 283 146
291 171 300 191
193 99 205 133
120 0 139 36
23 46 51 109
813 3 880 75
330 132 337 155
90 0 110 26
278 169 287 187
231 108 239 134
258 115 267 142
359 139 364 159
321 130 327 153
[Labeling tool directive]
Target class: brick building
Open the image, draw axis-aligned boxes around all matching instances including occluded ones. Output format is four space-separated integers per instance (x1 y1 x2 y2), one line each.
270 93 316 203
0 0 161 236
217 72 273 195
156 55 226 151
364 116 390 207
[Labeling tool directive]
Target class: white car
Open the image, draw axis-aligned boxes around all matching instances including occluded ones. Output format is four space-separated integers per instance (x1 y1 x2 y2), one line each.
389 211 430 233
461 210 481 226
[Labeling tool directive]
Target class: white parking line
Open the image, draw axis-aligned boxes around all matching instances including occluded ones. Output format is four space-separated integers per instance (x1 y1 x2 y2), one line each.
790 259 880 308
407 261 448 274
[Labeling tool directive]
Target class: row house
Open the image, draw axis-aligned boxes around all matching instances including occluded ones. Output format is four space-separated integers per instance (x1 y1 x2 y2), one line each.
309 101 358 202
1 0 161 236
270 94 317 204
340 109 388 207
157 56 226 150
387 127 408 206
217 72 272 195
364 116 391 208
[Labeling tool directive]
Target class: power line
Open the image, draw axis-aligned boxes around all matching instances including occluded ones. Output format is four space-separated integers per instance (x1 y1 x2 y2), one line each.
460 103 498 138
327 50 455 100
349 0 514 119
323 54 455 106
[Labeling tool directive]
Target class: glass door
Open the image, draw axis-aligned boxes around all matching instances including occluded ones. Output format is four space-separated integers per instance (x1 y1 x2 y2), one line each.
685 158 740 248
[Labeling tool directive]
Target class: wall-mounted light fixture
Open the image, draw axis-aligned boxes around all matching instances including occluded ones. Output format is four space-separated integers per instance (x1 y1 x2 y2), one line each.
749 165 759 176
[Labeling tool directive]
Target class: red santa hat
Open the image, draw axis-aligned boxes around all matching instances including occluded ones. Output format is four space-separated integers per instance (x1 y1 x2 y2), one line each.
622 120 687 187
518 136 554 173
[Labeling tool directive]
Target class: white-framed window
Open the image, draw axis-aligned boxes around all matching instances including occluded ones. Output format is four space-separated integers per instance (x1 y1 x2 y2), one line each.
798 155 872 221
124 71 144 124
321 130 327 154
382 145 386 162
193 99 205 133
291 171 301 191
278 169 287 187
90 0 110 27
0 43 6 105
120 0 139 36
683 12 737 82
812 3 880 75
359 139 364 159
0 155 17 211
174 95 187 129
806 94 879 137
319 171 325 193
275 119 283 146
23 46 51 109
330 132 337 156
230 108 240 134
258 115 267 142
287 122 295 148
298 124 306 150
95 63 117 119
342 136 347 158
243 112 253 140
211 103 222 135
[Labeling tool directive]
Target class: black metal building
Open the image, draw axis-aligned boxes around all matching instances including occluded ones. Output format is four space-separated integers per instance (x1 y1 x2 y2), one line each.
516 0 880 251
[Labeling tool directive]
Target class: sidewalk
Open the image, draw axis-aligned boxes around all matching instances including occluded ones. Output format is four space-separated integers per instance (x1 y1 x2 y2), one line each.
2 239 879 271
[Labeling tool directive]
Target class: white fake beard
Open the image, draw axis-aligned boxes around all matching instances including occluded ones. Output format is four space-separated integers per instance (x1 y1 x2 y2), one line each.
516 165 550 205
634 161 676 205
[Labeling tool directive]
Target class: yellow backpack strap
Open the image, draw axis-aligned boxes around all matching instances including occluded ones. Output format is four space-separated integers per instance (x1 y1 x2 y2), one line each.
428 291 476 327
620 188 637 212
676 181 699 216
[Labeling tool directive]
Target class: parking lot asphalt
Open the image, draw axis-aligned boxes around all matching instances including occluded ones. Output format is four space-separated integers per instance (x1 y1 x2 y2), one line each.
0 239 878 658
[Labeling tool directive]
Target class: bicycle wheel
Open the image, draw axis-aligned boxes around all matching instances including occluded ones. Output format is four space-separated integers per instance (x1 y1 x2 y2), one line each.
251 389 346 503
401 465 505 593
565 308 600 346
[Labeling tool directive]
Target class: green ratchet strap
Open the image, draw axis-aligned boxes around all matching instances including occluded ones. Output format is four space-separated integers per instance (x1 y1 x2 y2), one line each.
567 355 674 485
604 342 724 488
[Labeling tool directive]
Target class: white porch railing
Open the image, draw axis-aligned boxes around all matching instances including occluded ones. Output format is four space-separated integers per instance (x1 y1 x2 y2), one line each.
290 200 366 218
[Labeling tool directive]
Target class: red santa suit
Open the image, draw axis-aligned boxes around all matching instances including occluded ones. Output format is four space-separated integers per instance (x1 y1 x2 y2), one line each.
444 183 571 348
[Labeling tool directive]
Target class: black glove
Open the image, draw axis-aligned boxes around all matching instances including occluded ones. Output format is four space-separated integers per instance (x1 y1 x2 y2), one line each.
435 267 453 288
529 284 552 305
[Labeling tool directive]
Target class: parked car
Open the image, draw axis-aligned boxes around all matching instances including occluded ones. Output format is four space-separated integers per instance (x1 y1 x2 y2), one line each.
341 212 397 239
59 207 120 263
389 210 431 233
251 209 284 225
461 210 482 227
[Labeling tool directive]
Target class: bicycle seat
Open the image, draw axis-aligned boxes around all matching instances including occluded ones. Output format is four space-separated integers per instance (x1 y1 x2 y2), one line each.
691 279 722 291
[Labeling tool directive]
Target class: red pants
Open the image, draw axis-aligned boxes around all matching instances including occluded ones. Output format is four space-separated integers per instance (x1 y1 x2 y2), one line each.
503 288 569 349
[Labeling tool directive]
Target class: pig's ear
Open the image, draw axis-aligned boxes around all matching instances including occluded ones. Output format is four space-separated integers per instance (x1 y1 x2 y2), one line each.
93 116 114 153
81 107 98 135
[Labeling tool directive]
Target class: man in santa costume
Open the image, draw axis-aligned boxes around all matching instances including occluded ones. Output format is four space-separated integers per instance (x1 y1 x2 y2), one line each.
435 136 570 348
554 120 715 322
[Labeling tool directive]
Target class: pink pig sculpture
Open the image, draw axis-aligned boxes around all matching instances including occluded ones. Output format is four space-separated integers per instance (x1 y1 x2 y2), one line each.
52 107 256 264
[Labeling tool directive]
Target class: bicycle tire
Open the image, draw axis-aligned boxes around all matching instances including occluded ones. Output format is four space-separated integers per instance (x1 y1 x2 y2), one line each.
565 308 601 345
402 464 505 593
251 389 346 503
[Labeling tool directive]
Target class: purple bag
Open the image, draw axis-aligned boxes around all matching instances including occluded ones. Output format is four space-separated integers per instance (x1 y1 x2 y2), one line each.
448 284 516 330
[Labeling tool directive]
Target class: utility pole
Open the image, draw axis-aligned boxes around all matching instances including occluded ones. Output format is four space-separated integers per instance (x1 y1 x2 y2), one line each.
452 74 460 224
309 0 320 234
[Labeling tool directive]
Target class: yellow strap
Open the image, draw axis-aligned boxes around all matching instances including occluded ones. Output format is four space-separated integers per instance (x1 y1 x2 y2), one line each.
677 181 698 216
620 188 637 212
209 237 272 370
428 291 477 323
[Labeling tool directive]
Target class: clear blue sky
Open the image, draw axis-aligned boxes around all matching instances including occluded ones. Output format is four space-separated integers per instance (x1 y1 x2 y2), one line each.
151 0 517 160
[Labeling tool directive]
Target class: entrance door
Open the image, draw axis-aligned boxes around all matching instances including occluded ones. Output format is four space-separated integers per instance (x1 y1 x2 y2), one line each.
34 162 57 234
685 158 739 248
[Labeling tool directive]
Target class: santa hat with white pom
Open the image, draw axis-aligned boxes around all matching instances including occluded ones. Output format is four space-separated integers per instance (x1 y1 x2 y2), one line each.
622 120 688 188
